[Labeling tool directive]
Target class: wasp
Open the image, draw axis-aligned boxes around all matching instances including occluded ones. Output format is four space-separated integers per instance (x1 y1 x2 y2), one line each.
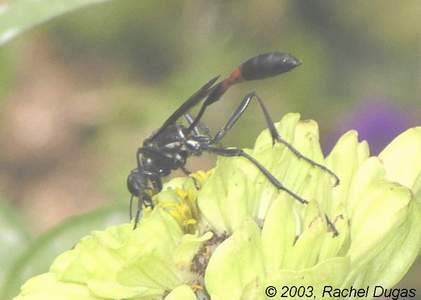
127 52 339 228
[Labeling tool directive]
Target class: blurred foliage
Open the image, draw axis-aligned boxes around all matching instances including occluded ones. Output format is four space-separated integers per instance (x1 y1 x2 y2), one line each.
42 0 420 148
0 1 419 298
0 201 31 293
0 0 112 46
0 47 16 100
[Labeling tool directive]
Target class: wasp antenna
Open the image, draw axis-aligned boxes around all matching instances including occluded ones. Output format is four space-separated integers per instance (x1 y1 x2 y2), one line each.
240 52 301 81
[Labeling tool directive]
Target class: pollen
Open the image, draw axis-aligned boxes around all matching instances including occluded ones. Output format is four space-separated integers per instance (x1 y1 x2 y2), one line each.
156 172 210 233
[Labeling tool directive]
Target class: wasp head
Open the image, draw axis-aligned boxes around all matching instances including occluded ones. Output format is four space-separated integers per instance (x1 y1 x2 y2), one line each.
127 168 144 197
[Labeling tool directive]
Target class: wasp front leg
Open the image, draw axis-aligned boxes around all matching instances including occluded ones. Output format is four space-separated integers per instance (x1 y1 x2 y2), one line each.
132 191 152 229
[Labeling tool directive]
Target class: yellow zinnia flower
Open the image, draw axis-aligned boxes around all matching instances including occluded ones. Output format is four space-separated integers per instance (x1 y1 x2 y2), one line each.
14 113 421 300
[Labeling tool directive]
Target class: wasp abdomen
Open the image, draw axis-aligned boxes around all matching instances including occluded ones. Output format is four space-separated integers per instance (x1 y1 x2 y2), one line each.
240 52 301 81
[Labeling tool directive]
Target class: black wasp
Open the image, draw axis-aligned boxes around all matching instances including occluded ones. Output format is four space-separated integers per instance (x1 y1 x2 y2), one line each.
127 52 339 228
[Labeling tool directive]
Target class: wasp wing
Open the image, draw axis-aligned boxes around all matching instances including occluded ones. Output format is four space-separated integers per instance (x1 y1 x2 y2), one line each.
148 75 219 141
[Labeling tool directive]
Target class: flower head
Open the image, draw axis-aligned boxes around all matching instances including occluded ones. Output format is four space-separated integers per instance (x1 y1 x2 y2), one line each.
15 113 421 300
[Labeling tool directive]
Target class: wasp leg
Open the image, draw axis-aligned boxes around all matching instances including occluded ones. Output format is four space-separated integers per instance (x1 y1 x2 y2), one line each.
212 92 339 186
325 214 339 237
205 146 308 204
133 196 142 230
129 195 134 221
180 165 203 189
205 146 339 234
151 177 162 192
184 113 212 137
180 165 192 175
133 192 153 230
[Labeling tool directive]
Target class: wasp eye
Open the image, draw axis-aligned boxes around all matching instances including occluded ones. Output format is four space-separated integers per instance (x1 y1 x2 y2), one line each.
127 170 142 196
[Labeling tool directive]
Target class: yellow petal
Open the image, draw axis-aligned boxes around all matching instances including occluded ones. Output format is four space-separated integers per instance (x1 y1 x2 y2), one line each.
164 285 197 300
379 127 421 195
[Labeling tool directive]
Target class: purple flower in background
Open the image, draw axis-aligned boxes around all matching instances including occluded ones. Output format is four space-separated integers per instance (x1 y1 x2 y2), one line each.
325 99 417 155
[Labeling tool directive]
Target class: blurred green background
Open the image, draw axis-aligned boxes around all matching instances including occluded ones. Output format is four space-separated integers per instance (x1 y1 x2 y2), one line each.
0 0 420 298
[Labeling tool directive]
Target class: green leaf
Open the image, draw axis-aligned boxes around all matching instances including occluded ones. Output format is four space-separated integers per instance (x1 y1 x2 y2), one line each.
1 204 127 300
0 0 113 46
0 201 31 292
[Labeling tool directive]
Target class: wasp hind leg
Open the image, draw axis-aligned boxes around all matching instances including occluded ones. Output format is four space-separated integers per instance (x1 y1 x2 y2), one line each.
205 146 339 235
205 146 308 204
211 92 339 186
